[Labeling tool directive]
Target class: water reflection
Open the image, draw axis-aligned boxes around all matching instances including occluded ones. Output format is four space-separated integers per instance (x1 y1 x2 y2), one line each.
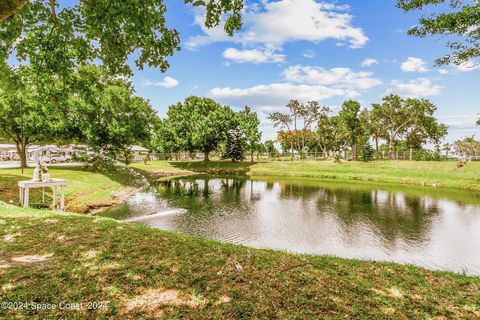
101 176 480 275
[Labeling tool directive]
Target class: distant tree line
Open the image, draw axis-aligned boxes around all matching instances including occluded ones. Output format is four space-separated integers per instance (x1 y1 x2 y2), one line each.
269 95 448 161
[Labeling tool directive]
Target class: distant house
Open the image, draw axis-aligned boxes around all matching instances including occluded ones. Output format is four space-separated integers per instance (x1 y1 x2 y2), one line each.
0 144 17 160
129 145 149 162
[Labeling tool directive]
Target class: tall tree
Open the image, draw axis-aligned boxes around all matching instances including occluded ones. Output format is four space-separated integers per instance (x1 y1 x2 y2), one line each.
314 113 348 157
150 118 182 158
69 65 156 164
238 106 262 162
268 111 295 158
0 66 53 168
338 100 364 161
296 100 329 156
397 0 480 66
222 127 247 163
167 96 234 161
372 94 447 158
362 109 384 155
268 99 327 157
263 140 278 156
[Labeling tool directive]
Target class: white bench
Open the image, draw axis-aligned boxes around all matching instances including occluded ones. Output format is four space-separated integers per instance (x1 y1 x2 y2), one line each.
18 179 67 211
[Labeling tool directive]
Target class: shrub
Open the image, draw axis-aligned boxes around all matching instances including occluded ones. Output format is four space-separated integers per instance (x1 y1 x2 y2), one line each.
360 142 375 162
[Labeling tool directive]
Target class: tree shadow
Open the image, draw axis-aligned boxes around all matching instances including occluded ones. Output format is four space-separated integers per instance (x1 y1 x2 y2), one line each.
167 160 257 175
52 165 136 187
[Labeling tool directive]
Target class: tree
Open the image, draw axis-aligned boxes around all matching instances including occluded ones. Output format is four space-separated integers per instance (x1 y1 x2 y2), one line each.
150 119 182 158
454 136 480 157
263 140 278 157
238 106 261 162
442 143 452 158
268 111 295 158
360 141 375 162
222 127 246 162
167 96 234 161
292 100 328 157
69 66 156 164
314 113 347 157
372 95 447 159
0 1 243 93
361 109 384 155
0 66 53 168
268 99 327 158
338 100 364 161
397 0 480 66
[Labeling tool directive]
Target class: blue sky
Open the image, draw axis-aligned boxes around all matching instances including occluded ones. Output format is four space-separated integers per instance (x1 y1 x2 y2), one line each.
130 0 479 142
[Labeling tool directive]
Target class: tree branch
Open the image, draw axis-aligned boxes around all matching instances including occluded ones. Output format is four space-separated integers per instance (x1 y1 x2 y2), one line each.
49 0 59 26
0 0 28 21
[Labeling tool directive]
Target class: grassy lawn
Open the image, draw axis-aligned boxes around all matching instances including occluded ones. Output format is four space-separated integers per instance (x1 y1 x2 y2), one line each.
0 166 135 213
132 159 480 191
1 205 479 319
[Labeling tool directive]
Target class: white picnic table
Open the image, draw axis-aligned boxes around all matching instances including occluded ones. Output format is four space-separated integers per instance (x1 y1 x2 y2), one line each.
18 179 67 211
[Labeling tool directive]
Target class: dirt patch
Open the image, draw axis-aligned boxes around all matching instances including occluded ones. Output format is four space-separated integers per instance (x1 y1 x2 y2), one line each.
81 249 99 260
43 219 59 224
3 233 17 243
85 187 138 214
0 259 12 269
213 296 232 306
11 253 54 264
121 288 202 314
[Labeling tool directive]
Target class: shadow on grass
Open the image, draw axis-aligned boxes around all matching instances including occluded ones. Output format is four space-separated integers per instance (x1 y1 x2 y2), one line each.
52 165 135 187
167 160 257 175
0 172 54 206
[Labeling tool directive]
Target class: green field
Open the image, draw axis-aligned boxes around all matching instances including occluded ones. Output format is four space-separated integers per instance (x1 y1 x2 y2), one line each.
1 206 479 319
133 159 480 191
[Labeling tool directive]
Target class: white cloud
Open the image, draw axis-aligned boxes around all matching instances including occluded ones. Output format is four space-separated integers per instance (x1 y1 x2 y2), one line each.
303 50 315 58
361 58 378 67
284 65 382 90
143 76 179 88
454 60 480 72
209 63 383 109
186 0 368 51
222 48 285 64
387 78 442 98
400 57 429 72
210 83 355 108
438 69 449 75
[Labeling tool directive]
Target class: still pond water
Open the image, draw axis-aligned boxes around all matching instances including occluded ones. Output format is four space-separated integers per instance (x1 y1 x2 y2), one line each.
100 175 480 275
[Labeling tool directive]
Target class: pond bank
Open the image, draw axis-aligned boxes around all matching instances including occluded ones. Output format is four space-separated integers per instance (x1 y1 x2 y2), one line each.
1 206 479 319
131 160 480 192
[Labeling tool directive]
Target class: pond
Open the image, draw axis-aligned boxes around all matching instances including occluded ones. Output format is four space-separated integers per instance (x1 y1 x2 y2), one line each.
99 175 480 275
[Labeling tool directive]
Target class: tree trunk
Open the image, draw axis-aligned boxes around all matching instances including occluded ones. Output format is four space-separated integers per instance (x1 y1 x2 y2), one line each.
250 148 253 163
388 138 394 159
352 143 357 161
204 151 210 162
374 136 379 159
409 147 413 161
123 149 131 165
15 138 28 168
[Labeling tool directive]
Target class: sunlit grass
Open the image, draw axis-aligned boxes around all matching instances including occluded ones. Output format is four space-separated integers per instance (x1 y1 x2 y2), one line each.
1 206 479 319
0 166 132 212
132 160 480 191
